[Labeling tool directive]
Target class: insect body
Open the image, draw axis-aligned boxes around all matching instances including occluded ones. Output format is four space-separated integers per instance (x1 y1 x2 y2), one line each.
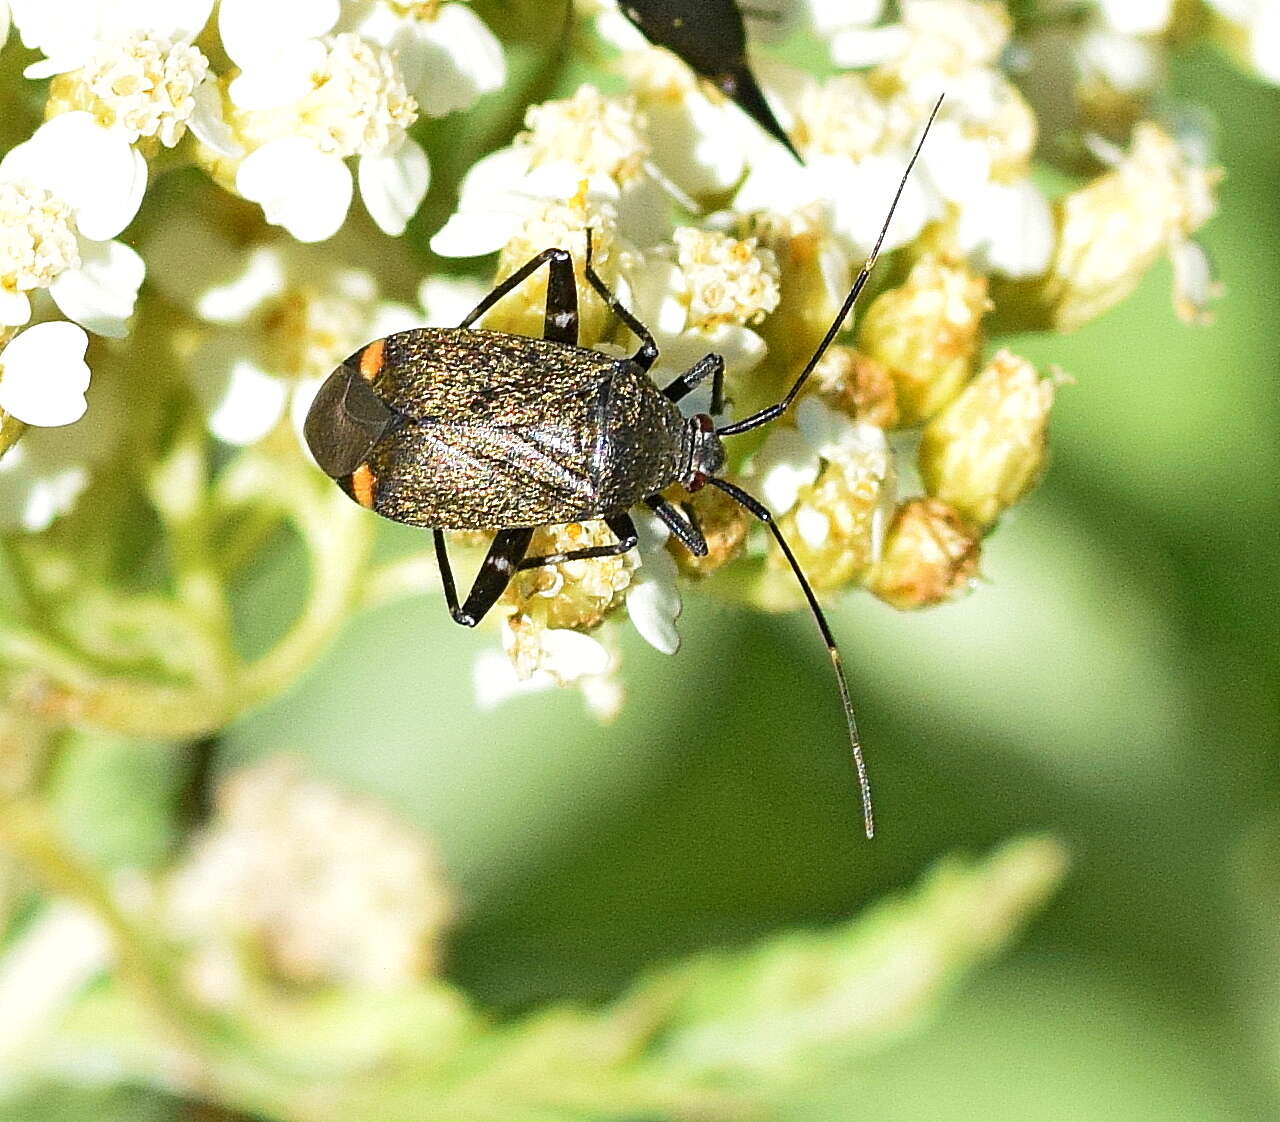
617 0 802 162
305 102 942 838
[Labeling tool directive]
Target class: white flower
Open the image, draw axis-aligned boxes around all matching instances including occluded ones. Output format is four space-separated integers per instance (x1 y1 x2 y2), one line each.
222 30 429 239
146 222 420 444
432 85 671 255
0 3 10 51
747 396 895 558
166 757 452 993
0 320 91 427
8 0 213 76
342 1 506 118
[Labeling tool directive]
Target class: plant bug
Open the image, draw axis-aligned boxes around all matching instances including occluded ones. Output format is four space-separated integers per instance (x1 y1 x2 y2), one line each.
304 101 942 838
616 0 802 162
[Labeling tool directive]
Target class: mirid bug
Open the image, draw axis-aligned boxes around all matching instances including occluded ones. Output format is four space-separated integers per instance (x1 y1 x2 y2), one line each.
617 0 802 162
304 102 942 839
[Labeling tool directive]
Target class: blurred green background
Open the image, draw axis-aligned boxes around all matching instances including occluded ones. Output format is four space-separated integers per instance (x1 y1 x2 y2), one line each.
8 44 1279 1122
229 49 1280 1121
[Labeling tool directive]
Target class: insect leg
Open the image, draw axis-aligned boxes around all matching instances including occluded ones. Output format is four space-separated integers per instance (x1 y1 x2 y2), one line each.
455 248 579 345
517 514 638 570
661 354 725 414
433 527 535 627
645 496 709 557
583 229 660 372
708 476 874 838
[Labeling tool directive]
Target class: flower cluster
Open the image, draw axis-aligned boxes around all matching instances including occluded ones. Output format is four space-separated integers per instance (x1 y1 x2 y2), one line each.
0 0 1240 717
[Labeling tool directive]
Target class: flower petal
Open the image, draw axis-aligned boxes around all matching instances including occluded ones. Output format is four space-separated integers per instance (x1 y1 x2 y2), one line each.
193 344 289 446
227 39 327 110
749 426 820 513
187 79 243 157
397 4 506 118
0 113 147 241
0 321 90 427
236 139 352 242
219 0 337 67
48 238 145 337
0 287 32 328
358 138 430 236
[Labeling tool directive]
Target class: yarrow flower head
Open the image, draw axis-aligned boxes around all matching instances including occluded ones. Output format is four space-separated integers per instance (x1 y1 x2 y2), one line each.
166 757 453 998
208 4 431 241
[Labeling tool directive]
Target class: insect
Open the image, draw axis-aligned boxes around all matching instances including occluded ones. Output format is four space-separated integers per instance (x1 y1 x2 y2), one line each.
616 0 802 162
304 102 942 838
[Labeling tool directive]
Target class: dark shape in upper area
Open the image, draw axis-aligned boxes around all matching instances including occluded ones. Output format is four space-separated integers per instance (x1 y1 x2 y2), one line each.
618 0 802 163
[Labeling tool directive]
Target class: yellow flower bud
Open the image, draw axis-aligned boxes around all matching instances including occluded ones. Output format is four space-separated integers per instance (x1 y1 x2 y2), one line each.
1027 123 1221 331
810 345 900 430
857 254 990 424
672 484 752 578
868 498 981 610
919 350 1057 527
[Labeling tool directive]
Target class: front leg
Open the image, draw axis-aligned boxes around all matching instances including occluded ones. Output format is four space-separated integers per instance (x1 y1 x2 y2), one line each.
456 247 580 346
434 528 535 627
516 514 639 570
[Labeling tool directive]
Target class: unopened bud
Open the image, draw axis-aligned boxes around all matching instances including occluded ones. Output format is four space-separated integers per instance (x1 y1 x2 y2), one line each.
1029 123 1220 331
857 254 990 424
810 345 900 429
868 498 981 610
919 350 1057 527
672 484 752 578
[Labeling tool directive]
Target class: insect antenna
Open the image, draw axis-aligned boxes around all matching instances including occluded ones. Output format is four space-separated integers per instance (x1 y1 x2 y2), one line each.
709 476 875 839
716 95 944 438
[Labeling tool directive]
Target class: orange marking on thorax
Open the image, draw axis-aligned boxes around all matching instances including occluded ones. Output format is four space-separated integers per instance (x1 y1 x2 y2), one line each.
358 338 386 381
351 463 376 508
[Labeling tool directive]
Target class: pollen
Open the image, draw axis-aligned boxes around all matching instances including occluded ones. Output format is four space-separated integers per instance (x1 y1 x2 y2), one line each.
674 227 781 330
520 85 649 184
50 31 211 148
0 183 81 294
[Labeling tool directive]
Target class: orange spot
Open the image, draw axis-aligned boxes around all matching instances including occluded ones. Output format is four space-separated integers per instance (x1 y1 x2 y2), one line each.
351 463 376 509
358 338 386 382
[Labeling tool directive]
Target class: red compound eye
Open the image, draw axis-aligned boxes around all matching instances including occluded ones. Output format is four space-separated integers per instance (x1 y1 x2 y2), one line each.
686 470 709 491
694 413 714 433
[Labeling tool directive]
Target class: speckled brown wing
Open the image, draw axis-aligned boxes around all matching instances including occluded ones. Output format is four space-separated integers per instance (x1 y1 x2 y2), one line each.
368 327 620 425
365 373 612 531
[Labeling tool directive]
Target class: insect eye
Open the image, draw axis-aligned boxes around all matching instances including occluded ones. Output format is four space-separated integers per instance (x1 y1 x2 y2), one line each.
686 470 709 492
694 413 714 433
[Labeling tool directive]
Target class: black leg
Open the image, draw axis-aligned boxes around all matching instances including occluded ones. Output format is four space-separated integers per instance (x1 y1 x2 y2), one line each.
661 353 724 413
584 229 659 371
517 514 638 570
708 477 873 838
434 527 535 627
456 247 580 346
646 496 708 557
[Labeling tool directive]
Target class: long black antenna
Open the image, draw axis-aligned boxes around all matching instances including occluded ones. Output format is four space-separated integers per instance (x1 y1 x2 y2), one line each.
710 477 875 838
717 95 944 438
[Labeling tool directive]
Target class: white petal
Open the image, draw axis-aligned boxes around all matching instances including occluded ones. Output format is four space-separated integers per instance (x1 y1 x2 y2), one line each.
236 139 352 242
958 179 1055 279
0 287 32 327
627 534 682 656
537 629 612 681
817 154 933 257
0 321 90 427
749 426 820 513
358 139 430 236
193 346 289 445
629 260 688 338
0 3 11 50
219 0 337 67
472 650 554 710
417 276 488 328
0 113 147 241
48 238 145 338
1170 238 1221 325
399 4 506 118
228 40 326 110
187 79 243 157
430 209 525 258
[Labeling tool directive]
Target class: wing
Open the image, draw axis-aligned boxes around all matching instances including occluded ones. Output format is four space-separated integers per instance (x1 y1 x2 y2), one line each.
366 391 610 531
367 328 620 425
